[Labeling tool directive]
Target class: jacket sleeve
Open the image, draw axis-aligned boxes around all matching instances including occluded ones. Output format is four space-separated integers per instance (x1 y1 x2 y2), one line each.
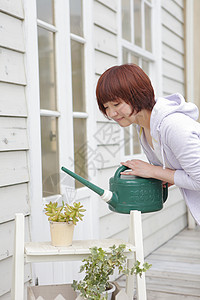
162 114 200 190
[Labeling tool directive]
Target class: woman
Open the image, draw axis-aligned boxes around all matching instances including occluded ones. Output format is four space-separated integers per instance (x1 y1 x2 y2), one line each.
96 64 200 224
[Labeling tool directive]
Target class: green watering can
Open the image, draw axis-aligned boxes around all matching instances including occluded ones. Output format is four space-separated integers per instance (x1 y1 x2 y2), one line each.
61 165 168 214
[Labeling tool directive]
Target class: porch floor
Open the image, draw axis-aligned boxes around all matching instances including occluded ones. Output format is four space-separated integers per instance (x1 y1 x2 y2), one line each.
116 225 200 299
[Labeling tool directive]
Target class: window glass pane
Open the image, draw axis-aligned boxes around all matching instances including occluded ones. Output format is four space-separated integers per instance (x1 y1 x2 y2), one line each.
124 127 131 155
71 40 85 112
123 48 129 63
131 53 139 64
36 0 54 24
73 118 87 188
142 59 149 75
70 0 83 37
132 125 141 153
38 28 56 110
145 4 152 52
41 116 60 197
122 0 131 42
134 0 142 47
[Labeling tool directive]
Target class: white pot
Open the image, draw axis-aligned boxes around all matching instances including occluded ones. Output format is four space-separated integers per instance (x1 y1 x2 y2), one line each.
50 221 74 247
76 282 116 300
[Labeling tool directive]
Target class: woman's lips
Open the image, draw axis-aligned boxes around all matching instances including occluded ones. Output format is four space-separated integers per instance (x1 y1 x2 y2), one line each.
115 117 124 122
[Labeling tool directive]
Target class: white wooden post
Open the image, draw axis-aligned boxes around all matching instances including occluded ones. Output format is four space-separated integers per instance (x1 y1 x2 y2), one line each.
12 213 25 300
185 0 196 231
126 211 146 300
188 210 196 229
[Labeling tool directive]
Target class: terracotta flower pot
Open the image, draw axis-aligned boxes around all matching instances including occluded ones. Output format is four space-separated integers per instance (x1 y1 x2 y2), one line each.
50 221 75 247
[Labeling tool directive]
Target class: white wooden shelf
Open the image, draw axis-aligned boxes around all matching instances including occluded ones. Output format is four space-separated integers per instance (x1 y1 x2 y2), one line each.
12 211 147 300
25 240 135 263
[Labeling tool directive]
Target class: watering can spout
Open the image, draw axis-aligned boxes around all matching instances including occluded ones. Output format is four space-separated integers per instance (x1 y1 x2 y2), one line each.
61 166 114 203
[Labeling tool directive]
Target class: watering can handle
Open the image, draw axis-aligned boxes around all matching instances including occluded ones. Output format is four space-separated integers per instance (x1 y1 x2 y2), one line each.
163 183 168 203
114 165 130 180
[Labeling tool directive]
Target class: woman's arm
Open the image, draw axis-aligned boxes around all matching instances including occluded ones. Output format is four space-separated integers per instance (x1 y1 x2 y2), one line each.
120 160 175 184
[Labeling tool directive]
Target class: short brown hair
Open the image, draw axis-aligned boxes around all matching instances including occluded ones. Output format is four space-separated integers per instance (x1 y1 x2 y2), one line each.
96 64 155 117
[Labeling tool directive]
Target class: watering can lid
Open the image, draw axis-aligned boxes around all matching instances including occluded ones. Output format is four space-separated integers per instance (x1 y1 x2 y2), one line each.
120 174 138 179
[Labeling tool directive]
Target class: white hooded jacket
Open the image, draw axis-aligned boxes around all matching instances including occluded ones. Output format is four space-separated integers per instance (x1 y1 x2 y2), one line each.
138 93 200 224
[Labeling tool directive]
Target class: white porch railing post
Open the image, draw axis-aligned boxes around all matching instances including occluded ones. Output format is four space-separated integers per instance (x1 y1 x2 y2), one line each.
126 210 146 300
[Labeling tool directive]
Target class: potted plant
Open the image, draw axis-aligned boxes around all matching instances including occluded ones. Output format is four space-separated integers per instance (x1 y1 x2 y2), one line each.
44 201 86 246
72 244 151 300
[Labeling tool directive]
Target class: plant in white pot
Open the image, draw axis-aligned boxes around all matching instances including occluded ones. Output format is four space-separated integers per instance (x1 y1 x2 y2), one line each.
44 201 86 246
72 244 151 300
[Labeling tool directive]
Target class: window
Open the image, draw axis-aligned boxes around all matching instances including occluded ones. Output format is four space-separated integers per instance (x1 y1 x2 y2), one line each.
122 0 153 52
121 0 155 157
36 0 88 197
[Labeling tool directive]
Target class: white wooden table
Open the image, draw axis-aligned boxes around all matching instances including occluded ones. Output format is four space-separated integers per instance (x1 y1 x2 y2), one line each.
12 211 147 300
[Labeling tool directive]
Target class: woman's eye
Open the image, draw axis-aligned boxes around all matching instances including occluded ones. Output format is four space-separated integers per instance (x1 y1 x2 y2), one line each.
114 103 119 107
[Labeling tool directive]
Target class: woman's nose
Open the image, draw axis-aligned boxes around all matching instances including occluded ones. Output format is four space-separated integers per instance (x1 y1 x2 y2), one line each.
107 108 118 119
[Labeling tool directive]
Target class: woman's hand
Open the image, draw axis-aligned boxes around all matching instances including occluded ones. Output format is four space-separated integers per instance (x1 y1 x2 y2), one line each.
121 159 175 185
120 160 154 178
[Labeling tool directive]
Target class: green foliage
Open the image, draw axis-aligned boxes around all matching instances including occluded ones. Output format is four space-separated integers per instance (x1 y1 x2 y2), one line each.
72 244 151 300
44 201 86 225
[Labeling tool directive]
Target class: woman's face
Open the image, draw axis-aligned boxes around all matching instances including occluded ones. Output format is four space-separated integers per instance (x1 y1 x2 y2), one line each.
103 99 139 127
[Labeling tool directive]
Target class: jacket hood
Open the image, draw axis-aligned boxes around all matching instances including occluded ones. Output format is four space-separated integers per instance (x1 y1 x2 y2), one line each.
150 93 199 137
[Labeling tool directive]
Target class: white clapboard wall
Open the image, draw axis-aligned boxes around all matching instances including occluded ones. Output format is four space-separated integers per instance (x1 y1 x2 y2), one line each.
95 0 187 259
0 1 31 299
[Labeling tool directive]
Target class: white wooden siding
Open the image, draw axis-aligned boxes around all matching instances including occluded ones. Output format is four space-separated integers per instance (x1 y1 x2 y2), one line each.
162 44 184 69
163 76 185 95
94 1 117 34
95 51 118 75
0 0 24 19
0 184 30 223
96 0 117 12
0 258 31 297
0 48 26 84
162 26 184 54
0 217 31 297
100 212 129 239
0 3 31 299
0 151 29 187
0 12 25 52
0 82 27 117
94 25 118 57
162 0 184 22
0 217 30 260
0 117 28 151
162 9 184 38
161 0 185 96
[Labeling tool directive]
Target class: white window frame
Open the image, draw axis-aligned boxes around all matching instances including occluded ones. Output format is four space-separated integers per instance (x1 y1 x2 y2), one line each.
118 0 162 161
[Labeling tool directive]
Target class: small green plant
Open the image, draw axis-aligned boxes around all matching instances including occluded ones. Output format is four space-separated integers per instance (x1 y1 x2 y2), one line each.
44 201 86 225
72 244 151 300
